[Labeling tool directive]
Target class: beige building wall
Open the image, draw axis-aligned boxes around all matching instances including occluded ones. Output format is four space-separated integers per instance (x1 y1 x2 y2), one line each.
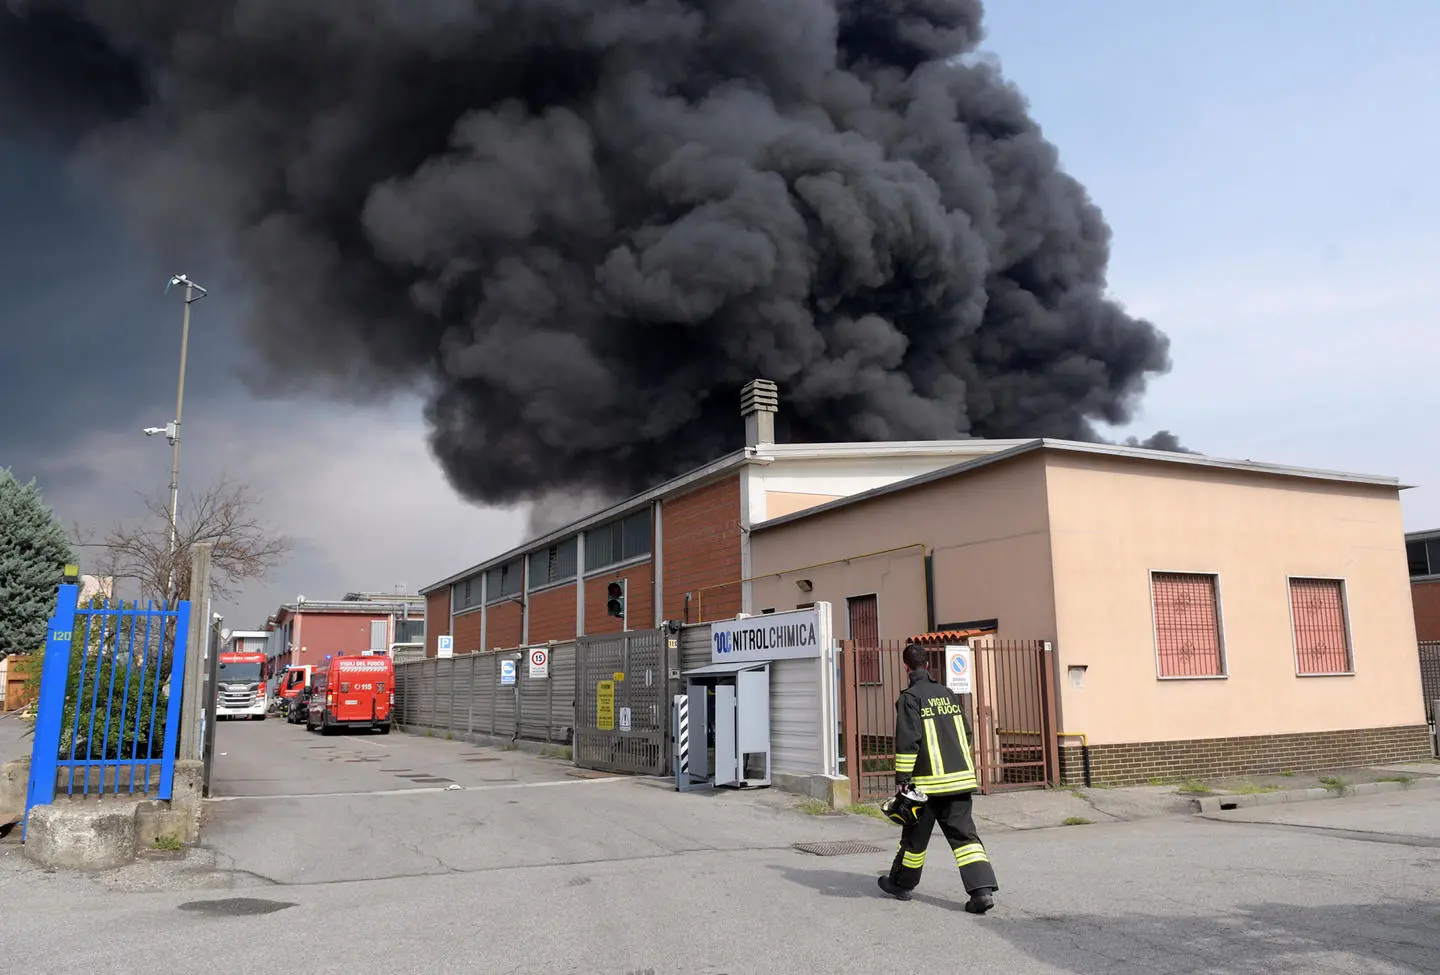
1044 452 1424 746
750 453 1057 642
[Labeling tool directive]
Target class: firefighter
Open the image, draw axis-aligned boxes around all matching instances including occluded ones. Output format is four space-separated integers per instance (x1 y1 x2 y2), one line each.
877 642 998 913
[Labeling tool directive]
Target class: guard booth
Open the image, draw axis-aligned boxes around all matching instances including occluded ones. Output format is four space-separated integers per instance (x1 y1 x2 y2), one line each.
673 662 772 791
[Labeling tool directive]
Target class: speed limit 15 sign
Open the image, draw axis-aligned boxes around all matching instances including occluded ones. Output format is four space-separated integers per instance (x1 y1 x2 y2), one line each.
528 647 550 679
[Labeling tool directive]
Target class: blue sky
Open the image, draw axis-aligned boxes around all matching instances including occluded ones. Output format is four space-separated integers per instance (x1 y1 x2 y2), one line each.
2 3 1436 626
981 2 1440 514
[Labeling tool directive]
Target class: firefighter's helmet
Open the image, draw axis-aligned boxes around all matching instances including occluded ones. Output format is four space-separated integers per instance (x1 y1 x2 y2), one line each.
881 784 928 826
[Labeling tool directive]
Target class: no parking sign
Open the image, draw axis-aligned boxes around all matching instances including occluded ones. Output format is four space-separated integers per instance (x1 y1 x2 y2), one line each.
944 644 973 695
528 647 550 679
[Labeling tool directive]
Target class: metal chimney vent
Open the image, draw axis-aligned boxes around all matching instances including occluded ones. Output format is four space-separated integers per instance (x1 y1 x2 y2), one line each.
740 378 779 447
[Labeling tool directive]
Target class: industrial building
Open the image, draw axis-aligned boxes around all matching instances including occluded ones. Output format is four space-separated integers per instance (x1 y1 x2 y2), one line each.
1408 528 1440 641
420 379 1043 654
747 438 1431 784
417 380 1433 787
265 591 425 672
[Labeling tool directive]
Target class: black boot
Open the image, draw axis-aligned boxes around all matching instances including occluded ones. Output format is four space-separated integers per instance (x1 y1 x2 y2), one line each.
877 875 913 901
964 887 995 914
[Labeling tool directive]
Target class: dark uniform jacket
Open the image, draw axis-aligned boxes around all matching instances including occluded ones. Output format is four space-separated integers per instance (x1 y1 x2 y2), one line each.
894 669 979 795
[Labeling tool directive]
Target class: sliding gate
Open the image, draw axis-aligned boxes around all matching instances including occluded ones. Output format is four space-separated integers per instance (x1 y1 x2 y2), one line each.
573 629 675 775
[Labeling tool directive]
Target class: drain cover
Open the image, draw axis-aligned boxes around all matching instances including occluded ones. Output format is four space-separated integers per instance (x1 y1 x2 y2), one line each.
793 840 886 857
463 757 500 762
178 898 296 917
408 777 453 784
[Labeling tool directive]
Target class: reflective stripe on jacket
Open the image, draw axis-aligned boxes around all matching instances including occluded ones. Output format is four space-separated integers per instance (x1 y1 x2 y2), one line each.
893 669 978 795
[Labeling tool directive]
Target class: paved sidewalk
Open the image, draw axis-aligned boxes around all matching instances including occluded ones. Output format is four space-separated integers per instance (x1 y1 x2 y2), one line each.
810 758 1440 832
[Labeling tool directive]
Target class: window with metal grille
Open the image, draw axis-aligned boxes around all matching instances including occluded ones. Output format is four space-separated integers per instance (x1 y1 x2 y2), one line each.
847 594 881 684
1150 572 1225 678
528 537 578 589
1289 577 1352 675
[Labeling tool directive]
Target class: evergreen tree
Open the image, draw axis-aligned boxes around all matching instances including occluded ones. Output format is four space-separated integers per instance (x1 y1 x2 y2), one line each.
0 468 75 660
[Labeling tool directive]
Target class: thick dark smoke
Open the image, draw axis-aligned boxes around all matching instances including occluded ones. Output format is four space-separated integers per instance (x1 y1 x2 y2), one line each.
1 0 1184 507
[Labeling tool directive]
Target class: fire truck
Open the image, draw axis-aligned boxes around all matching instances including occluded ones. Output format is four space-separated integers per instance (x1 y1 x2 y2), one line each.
215 630 272 720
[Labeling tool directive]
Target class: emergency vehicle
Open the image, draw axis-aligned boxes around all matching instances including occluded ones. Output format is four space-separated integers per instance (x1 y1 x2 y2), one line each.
215 631 272 720
276 664 313 704
307 654 394 735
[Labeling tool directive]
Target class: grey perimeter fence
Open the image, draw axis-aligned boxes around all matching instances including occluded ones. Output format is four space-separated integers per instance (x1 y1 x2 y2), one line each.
393 625 715 771
394 645 580 746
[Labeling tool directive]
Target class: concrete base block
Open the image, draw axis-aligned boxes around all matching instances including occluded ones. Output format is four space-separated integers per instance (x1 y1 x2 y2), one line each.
774 772 852 808
24 800 141 871
0 757 29 825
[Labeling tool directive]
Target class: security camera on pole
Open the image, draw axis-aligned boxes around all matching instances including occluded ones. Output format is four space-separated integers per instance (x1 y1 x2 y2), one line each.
143 273 209 601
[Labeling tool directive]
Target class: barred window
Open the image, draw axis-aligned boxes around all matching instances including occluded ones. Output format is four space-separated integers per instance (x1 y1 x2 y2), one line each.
1151 572 1225 678
847 594 881 684
1289 577 1353 675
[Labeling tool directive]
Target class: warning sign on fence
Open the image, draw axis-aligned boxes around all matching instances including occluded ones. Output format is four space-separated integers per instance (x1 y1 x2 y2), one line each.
529 647 549 679
596 680 615 731
944 644 973 695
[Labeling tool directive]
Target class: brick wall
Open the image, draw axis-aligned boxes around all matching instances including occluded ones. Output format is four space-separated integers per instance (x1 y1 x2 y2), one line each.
452 609 482 655
1058 725 1434 787
528 584 578 643
585 562 655 635
425 590 450 658
1413 580 1440 641
290 613 391 669
662 475 743 622
486 600 524 651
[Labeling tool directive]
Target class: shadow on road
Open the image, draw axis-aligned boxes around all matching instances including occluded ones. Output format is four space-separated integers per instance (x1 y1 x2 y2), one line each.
772 862 1440 973
978 898 1440 974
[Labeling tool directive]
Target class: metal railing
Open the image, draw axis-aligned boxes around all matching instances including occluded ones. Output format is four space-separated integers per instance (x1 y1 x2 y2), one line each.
25 585 190 832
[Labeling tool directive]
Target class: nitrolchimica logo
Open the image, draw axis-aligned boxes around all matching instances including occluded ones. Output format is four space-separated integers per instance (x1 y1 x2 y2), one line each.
713 621 817 656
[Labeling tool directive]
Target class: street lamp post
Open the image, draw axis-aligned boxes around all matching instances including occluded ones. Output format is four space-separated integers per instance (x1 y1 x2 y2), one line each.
145 273 208 601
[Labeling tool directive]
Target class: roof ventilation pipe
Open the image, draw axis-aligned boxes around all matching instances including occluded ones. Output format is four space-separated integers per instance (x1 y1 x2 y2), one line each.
740 378 779 448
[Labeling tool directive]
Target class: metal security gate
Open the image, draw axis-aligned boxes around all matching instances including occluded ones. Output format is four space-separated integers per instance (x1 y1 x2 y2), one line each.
841 638 1058 801
1421 641 1440 756
574 629 675 775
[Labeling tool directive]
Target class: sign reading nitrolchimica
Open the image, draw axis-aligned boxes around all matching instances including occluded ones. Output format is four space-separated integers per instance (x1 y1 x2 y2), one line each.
710 608 822 665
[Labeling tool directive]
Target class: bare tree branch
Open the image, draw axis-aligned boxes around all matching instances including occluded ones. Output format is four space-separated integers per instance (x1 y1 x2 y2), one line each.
97 475 292 604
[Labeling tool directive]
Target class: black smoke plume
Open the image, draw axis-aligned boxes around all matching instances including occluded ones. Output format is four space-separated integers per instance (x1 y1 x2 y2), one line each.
1 0 1184 507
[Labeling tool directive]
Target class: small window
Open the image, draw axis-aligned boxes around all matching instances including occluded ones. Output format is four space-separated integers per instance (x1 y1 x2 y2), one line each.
847 594 881 684
1408 540 1430 578
1151 572 1225 678
1290 578 1353 675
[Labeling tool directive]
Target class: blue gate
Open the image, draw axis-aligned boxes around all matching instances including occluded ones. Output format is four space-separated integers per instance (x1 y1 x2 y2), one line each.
24 584 190 837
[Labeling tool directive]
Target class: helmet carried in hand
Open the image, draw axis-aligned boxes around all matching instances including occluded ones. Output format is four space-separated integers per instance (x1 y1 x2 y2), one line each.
880 784 928 826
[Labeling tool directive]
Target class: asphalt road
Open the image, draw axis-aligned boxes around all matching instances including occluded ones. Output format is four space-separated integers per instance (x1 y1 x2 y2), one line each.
2 719 1437 974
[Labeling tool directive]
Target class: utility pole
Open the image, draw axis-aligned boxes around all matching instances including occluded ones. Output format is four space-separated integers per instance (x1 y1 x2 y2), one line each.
148 274 208 601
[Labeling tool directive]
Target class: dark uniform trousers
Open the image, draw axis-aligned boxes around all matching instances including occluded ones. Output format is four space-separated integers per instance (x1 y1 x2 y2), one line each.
888 791 997 894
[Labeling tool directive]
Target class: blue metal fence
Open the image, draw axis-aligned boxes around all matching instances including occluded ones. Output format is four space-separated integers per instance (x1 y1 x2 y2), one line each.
24 584 190 836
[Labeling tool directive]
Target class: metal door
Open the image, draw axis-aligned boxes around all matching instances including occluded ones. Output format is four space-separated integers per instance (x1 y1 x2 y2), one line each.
573 629 673 774
714 683 738 785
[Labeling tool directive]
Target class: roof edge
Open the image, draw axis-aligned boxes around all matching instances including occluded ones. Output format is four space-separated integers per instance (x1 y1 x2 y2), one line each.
420 448 753 594
754 438 1404 534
